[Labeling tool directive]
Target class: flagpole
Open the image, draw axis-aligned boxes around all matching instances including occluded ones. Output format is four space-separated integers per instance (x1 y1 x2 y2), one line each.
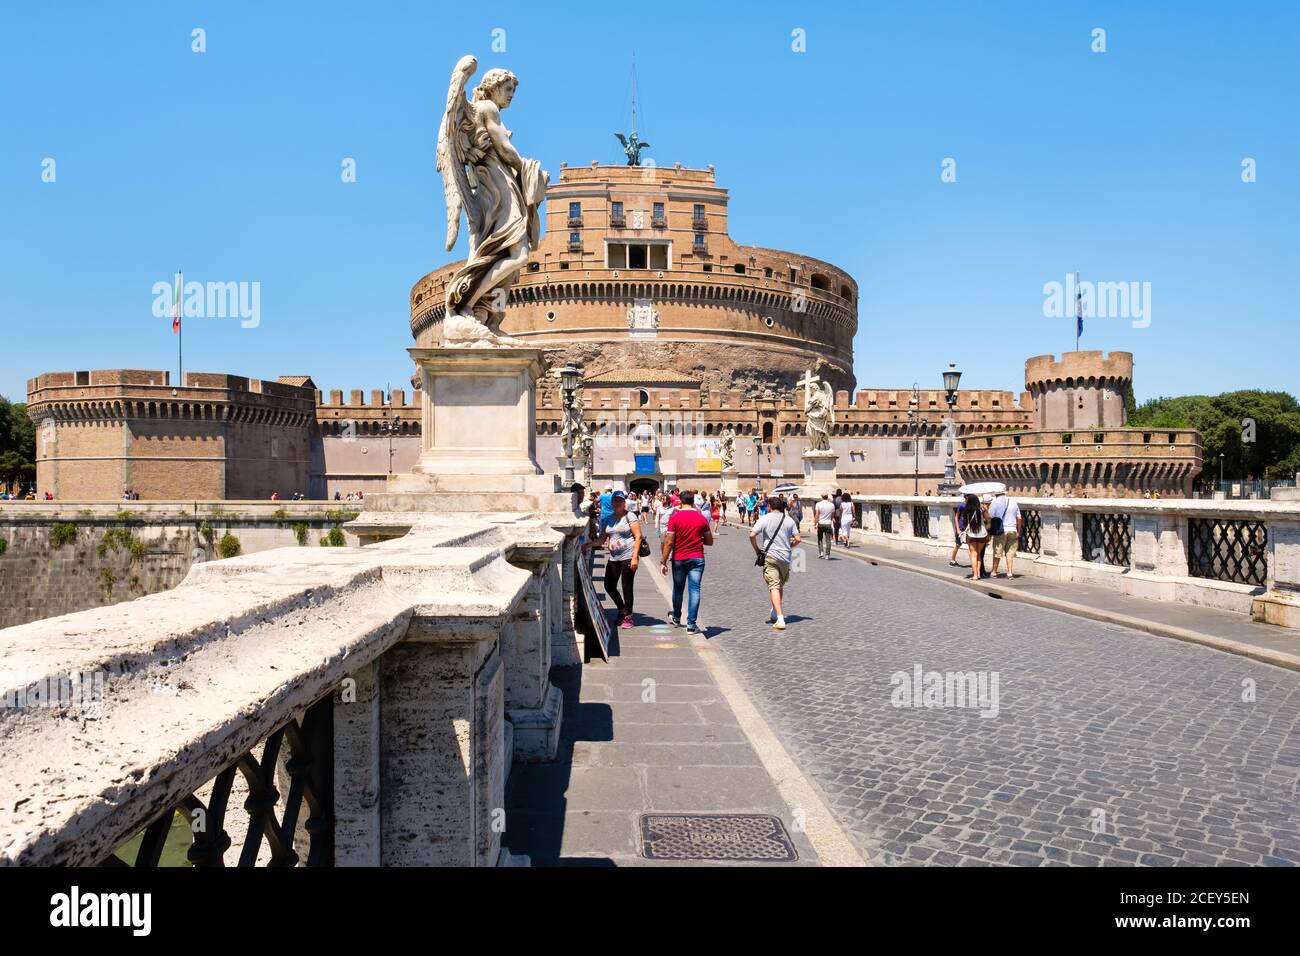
178 269 184 385
1074 270 1081 353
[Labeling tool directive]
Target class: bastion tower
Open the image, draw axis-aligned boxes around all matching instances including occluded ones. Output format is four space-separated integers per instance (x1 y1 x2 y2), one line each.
1025 350 1133 430
409 162 858 395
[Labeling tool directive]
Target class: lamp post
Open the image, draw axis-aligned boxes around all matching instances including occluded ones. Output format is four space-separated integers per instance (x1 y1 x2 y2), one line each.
753 434 763 492
558 364 581 487
907 382 928 497
938 363 962 495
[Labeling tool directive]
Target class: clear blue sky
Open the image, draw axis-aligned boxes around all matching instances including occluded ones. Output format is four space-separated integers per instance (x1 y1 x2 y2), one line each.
2 1 1296 405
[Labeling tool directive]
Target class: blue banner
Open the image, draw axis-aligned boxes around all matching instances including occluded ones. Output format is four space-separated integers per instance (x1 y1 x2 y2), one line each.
634 454 657 474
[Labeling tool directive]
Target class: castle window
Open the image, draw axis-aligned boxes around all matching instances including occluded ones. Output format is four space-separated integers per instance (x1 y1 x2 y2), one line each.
568 201 582 226
764 267 773 278
789 267 798 283
734 264 745 274
924 439 939 455
568 231 582 251
528 261 540 272
762 421 775 444
899 440 914 455
703 264 712 272
610 201 624 226
637 389 650 408
652 202 665 226
692 203 706 227
810 274 830 292
606 241 669 270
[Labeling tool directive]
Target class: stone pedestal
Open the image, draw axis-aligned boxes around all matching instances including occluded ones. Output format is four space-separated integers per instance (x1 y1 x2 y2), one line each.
720 467 739 499
802 449 839 496
368 347 567 513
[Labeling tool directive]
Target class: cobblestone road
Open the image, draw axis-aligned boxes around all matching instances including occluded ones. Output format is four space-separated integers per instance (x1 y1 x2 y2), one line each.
675 523 1300 866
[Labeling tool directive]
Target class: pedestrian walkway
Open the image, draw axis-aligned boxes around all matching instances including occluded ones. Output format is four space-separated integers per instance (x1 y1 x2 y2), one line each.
502 544 862 866
847 533 1300 671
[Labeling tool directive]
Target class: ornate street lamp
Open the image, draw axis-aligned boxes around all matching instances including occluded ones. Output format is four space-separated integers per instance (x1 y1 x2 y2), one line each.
558 364 582 486
938 363 962 495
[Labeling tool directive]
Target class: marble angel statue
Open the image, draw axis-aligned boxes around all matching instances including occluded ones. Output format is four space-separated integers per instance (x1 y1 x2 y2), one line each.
719 427 737 471
803 373 835 452
436 55 549 346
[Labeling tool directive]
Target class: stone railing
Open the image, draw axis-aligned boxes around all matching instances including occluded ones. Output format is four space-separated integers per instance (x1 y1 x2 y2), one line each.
0 510 582 866
845 494 1300 629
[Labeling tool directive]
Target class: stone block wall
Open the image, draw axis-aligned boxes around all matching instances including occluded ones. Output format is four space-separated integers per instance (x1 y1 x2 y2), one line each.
0 504 362 628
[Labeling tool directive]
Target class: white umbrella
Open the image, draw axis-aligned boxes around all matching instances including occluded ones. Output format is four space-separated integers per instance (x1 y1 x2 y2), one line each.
773 482 800 494
957 481 1006 496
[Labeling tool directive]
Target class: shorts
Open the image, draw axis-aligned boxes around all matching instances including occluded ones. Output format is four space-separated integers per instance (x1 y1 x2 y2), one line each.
993 531 1019 559
763 557 791 590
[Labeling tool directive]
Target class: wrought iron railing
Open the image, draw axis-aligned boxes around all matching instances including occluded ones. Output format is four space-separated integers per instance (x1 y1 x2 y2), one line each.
1188 518 1268 587
912 505 930 538
1019 509 1042 554
1082 512 1131 567
879 504 893 533
102 695 334 867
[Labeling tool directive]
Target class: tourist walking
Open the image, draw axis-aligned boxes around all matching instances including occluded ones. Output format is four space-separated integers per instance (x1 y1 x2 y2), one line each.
988 490 1022 578
750 496 801 631
949 498 968 567
962 492 990 581
585 489 642 628
838 495 854 548
814 493 835 558
788 493 804 532
598 483 616 527
660 490 713 633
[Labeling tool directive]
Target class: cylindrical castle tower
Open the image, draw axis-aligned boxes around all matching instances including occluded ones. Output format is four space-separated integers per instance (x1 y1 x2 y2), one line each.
1025 351 1133 432
410 163 858 395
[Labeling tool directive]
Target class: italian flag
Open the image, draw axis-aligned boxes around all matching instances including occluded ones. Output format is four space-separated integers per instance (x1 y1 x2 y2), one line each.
171 271 182 334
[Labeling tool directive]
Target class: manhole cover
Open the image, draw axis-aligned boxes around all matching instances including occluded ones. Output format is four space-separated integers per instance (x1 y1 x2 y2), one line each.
639 813 798 862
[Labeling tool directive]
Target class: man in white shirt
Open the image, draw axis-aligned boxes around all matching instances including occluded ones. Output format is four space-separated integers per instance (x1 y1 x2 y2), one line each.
988 491 1022 578
749 497 802 631
813 493 836 559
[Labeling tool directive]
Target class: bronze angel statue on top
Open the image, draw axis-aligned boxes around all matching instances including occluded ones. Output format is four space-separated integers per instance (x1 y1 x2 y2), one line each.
437 55 549 346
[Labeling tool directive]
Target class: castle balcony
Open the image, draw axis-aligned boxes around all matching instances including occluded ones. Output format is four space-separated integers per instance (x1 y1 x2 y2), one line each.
609 214 626 228
651 215 666 229
567 216 583 229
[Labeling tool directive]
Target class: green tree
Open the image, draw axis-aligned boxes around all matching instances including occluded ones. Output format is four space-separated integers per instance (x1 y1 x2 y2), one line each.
1130 390 1300 481
0 398 36 493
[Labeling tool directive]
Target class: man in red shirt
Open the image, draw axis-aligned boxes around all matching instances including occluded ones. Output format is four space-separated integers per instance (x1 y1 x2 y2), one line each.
659 490 714 633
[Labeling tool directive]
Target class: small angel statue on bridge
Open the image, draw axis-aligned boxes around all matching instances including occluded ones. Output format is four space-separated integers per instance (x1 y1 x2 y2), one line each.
437 55 549 346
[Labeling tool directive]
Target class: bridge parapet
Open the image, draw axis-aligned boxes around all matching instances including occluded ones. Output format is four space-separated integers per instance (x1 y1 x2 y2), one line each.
840 494 1300 630
0 511 580 867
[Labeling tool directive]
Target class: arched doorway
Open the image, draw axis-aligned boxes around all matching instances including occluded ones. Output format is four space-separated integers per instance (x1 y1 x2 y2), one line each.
629 477 659 495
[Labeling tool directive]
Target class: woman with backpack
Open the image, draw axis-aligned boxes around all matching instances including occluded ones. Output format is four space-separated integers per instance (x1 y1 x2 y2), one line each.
962 493 990 581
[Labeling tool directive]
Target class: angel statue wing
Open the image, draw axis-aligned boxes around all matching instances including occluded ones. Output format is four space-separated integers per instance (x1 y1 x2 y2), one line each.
437 55 485 252
614 132 628 148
